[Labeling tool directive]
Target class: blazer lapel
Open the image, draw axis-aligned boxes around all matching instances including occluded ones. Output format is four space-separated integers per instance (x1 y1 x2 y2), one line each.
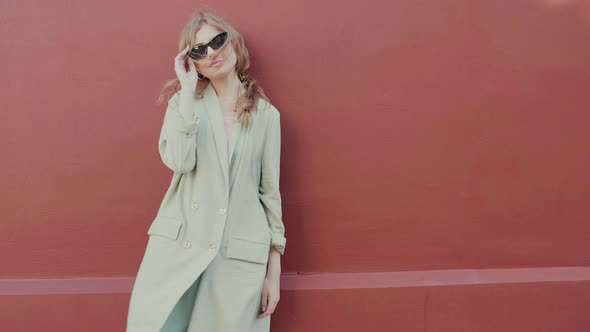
228 120 245 193
228 120 241 166
203 83 229 189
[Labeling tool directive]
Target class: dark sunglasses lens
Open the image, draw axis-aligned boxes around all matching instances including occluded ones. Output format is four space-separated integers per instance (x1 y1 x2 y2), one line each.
187 32 227 60
210 32 227 49
188 47 206 60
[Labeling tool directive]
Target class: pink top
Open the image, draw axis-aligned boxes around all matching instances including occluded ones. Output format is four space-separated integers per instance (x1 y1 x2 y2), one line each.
223 115 235 145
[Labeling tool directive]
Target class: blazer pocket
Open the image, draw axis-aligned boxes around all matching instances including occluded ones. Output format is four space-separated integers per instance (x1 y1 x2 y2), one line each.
147 216 182 240
225 238 270 264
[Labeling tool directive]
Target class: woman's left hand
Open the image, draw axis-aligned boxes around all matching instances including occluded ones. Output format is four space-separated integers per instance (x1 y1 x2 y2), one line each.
258 273 281 318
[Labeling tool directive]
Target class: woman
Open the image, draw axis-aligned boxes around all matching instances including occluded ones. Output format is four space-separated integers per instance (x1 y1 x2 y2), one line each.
126 11 286 332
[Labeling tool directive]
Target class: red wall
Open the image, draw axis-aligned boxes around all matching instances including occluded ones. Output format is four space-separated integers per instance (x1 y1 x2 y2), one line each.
1 0 589 331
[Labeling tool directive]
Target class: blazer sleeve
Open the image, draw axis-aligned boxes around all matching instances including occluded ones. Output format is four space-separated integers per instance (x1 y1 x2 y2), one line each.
158 91 200 173
259 108 287 255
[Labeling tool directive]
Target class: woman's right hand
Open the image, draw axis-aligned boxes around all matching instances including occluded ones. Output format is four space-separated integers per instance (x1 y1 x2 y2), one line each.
174 45 200 91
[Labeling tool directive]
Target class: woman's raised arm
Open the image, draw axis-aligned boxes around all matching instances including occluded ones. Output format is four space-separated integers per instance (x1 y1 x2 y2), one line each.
158 91 199 173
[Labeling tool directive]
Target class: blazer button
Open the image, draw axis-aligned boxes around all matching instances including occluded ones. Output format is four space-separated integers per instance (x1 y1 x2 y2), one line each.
191 202 199 210
183 240 192 249
208 244 217 251
218 207 226 215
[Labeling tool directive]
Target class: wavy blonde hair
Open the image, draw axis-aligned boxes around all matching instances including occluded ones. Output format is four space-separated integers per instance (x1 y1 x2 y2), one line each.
157 11 271 128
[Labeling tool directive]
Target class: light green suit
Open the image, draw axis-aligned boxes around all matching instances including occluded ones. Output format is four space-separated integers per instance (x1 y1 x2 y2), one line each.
126 82 286 332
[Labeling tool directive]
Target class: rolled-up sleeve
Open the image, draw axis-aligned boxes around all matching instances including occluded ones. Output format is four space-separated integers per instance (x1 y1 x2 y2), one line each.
259 109 287 255
158 92 199 173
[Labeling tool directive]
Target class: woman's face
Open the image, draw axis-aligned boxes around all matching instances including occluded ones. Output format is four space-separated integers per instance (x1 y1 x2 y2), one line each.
192 24 237 80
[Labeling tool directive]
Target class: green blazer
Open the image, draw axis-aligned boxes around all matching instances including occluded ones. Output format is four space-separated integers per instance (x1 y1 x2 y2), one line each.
127 82 286 331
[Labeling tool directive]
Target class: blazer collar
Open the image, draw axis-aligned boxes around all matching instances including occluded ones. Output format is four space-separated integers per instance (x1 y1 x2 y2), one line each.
203 83 243 189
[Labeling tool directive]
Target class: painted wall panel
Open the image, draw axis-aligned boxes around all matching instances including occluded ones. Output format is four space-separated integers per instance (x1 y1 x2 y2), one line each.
1 0 589 330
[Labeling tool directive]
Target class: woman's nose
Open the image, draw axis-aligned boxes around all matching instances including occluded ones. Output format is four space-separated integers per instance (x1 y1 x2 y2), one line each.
207 46 215 56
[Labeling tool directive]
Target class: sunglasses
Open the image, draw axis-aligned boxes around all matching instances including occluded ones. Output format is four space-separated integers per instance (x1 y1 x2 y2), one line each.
188 31 228 60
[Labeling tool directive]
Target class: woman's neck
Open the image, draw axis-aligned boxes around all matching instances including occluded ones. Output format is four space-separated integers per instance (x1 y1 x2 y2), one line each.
210 73 243 102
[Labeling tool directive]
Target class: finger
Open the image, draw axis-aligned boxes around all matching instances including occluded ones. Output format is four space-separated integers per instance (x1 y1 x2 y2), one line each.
258 296 277 319
175 53 188 66
174 56 185 73
175 47 187 60
266 299 278 314
175 46 190 62
260 291 268 312
258 310 271 319
258 305 272 319
187 59 197 74
178 45 189 56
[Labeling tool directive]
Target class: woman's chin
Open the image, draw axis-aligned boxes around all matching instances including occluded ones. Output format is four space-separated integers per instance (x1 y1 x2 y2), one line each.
207 68 235 80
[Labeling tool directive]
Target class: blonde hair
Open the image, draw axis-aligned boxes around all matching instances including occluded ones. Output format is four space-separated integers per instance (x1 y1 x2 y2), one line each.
157 11 271 128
